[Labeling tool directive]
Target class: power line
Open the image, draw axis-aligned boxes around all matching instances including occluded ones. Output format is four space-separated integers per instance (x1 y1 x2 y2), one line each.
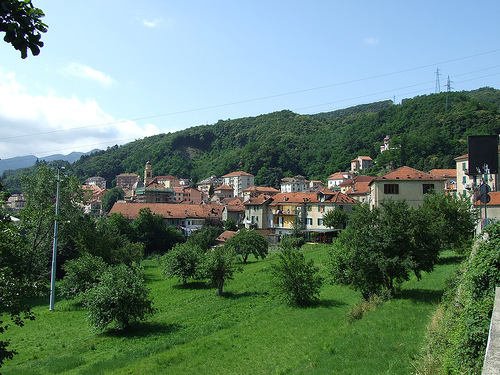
2 49 500 142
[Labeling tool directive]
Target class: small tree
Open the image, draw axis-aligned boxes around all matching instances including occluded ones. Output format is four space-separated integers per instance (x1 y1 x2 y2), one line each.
160 243 203 284
271 243 323 306
101 187 125 213
83 265 156 331
225 228 268 264
223 218 238 232
59 254 108 299
323 207 349 229
200 245 241 296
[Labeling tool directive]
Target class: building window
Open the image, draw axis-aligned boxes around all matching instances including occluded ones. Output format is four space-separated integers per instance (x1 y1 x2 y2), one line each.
307 218 312 225
318 205 326 212
384 184 399 194
318 218 324 226
462 162 467 171
462 176 467 184
423 184 435 194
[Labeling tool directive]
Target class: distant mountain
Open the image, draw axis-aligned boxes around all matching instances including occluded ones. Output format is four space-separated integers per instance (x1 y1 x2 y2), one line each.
0 149 101 174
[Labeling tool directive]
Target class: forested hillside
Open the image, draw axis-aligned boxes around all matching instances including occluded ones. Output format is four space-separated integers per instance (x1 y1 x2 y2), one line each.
2 88 500 192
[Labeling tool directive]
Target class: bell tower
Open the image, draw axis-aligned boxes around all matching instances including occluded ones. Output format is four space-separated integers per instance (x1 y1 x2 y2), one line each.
144 161 153 186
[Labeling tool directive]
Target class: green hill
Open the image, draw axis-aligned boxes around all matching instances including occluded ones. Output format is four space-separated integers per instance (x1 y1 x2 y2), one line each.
2 88 500 192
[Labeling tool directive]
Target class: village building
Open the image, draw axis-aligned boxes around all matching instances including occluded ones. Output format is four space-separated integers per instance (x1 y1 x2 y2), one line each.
429 169 457 196
339 175 376 203
3 193 25 212
280 175 308 193
82 184 107 215
197 175 223 199
327 172 351 190
222 171 255 197
350 156 373 173
85 176 107 190
116 173 140 190
212 185 234 201
369 166 446 208
242 186 280 201
109 202 223 236
215 230 237 246
221 197 245 227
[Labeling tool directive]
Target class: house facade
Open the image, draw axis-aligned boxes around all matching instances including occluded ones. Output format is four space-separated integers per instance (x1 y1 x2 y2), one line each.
350 156 373 173
369 166 446 208
243 190 359 242
222 171 255 197
280 175 308 193
85 176 107 190
339 175 376 203
116 173 140 190
327 172 350 189
108 202 223 236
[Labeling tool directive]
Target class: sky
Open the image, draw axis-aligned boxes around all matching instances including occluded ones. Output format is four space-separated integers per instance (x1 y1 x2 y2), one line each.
1 0 499 160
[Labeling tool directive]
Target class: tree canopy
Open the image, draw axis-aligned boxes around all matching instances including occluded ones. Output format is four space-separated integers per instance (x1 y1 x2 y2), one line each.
0 0 47 58
224 228 268 264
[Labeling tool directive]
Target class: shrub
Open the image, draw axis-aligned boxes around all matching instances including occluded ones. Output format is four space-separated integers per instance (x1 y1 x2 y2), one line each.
83 265 156 331
160 243 203 284
59 254 108 299
271 245 323 306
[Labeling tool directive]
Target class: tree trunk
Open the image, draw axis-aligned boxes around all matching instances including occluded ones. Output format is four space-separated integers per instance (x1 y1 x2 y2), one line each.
217 277 224 296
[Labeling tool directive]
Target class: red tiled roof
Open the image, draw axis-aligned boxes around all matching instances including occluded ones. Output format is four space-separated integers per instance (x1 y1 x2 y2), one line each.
109 202 223 220
244 195 273 205
216 231 237 243
345 181 372 195
222 171 254 177
429 169 457 178
215 185 234 191
242 186 280 193
373 166 446 182
328 172 348 180
269 191 359 205
340 175 376 186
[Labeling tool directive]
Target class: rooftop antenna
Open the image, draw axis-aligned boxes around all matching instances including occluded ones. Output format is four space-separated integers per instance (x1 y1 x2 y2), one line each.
435 68 441 93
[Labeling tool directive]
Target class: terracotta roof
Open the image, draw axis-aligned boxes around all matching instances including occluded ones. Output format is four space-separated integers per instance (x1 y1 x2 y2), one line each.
345 181 372 196
244 195 273 205
328 172 348 180
242 186 280 193
340 175 376 186
216 231 237 243
215 185 234 191
109 202 223 220
222 171 254 177
372 166 446 183
429 169 457 178
359 156 373 160
116 173 139 177
269 191 359 205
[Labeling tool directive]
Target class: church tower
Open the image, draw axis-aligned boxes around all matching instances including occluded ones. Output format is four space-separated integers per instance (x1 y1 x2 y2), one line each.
144 161 153 186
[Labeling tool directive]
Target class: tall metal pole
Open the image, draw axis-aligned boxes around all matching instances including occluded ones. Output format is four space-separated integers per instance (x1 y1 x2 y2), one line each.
49 167 62 311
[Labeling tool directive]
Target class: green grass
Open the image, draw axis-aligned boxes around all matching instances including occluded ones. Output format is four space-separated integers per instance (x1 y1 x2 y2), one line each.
2 246 462 375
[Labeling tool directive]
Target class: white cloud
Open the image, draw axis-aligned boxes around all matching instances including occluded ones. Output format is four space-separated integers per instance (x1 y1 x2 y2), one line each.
140 17 165 28
363 37 379 46
0 68 160 158
64 63 116 87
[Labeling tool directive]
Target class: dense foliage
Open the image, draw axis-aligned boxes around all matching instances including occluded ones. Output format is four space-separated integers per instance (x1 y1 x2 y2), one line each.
224 228 268 264
83 265 156 331
160 242 203 285
423 223 500 374
3 89 499 193
0 0 47 58
199 245 241 296
329 201 440 299
271 243 323 306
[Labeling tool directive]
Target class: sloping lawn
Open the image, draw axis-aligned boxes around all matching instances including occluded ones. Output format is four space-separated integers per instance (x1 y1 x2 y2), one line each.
2 246 461 374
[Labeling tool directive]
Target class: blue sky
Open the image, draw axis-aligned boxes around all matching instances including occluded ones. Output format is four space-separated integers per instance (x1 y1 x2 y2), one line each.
1 0 499 159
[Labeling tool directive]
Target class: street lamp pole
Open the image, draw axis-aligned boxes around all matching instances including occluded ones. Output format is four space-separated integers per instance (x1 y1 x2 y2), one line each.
49 167 62 311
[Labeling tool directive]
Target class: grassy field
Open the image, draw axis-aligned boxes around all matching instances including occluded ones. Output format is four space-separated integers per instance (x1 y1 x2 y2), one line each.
2 245 461 375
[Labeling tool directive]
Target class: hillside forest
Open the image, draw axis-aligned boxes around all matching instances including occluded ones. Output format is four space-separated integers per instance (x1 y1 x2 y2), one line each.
2 87 500 192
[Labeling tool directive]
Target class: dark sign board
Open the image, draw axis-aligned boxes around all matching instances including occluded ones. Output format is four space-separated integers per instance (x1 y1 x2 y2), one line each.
467 135 499 175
